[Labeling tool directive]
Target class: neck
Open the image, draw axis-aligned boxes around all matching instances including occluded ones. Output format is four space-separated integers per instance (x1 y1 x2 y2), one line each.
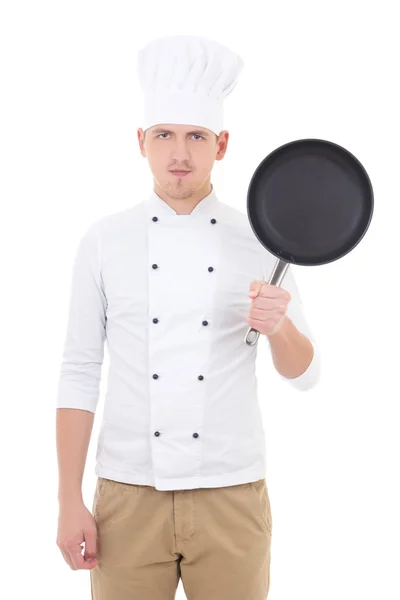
153 179 213 215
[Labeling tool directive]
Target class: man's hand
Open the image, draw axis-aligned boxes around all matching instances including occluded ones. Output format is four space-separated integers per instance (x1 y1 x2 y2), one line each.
246 280 291 337
56 501 98 570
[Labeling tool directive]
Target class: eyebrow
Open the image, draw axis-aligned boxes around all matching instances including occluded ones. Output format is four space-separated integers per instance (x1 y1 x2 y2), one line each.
151 128 210 138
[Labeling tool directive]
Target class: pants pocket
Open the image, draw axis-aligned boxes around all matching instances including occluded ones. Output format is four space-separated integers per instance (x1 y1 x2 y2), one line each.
92 477 111 520
93 478 143 524
249 479 272 534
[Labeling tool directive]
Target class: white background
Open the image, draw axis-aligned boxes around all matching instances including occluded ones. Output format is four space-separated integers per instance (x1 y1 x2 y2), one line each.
1 1 399 599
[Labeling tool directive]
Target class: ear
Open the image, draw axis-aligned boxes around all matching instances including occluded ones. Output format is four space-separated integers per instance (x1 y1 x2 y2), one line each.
138 128 146 157
215 130 229 161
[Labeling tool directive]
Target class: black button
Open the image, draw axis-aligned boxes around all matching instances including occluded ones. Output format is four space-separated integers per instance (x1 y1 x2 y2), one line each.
202 320 208 326
208 266 214 272
198 375 204 380
154 431 160 437
153 318 159 323
210 218 217 224
152 373 159 379
152 264 158 269
193 432 199 438
152 216 158 222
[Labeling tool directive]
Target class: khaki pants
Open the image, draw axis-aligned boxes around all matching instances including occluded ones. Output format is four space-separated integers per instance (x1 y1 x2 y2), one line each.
90 476 272 599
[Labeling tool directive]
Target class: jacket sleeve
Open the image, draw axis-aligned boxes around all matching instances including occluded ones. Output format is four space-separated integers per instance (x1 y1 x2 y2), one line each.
56 220 107 413
265 264 321 391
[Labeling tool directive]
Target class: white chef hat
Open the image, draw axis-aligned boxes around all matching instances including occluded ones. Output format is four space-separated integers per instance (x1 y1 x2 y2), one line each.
136 35 244 136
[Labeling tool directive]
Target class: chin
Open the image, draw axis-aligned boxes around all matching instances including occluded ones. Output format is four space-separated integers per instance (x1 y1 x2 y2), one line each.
165 183 194 200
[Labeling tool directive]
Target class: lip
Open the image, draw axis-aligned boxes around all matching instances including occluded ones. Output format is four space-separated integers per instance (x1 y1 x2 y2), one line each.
170 170 190 176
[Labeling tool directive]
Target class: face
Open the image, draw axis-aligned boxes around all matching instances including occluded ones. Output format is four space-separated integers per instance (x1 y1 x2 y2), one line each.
137 124 229 200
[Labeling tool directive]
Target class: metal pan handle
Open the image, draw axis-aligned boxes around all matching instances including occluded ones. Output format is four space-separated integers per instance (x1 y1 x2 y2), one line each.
244 258 290 346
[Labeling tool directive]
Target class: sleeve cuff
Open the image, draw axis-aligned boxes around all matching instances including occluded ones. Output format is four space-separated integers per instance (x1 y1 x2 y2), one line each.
56 379 100 414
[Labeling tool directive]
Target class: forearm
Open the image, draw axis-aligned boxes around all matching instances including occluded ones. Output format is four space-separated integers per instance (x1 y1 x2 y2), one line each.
267 315 314 379
56 408 95 506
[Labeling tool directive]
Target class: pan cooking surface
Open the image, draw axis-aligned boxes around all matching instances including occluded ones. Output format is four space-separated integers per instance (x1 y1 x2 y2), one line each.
247 140 373 266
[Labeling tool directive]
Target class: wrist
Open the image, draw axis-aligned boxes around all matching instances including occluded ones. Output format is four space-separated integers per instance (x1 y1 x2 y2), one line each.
58 486 83 505
267 315 290 340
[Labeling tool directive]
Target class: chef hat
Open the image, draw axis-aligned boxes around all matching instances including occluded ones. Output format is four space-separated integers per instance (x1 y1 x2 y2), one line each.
136 35 244 136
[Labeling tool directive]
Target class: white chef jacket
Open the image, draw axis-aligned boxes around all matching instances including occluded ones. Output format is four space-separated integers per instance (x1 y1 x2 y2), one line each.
56 186 321 491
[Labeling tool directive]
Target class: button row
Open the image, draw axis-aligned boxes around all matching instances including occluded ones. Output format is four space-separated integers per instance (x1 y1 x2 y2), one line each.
152 373 205 380
152 264 214 271
151 216 217 225
154 431 199 438
151 318 208 326
150 211 212 446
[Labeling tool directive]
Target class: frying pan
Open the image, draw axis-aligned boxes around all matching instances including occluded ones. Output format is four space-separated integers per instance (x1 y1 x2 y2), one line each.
244 138 374 346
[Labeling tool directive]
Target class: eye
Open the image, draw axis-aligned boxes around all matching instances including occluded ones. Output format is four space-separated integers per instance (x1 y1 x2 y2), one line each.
192 135 203 140
158 133 169 139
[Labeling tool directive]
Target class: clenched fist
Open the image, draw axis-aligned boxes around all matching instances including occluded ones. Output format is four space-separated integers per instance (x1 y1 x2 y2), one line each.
57 501 99 570
246 280 291 337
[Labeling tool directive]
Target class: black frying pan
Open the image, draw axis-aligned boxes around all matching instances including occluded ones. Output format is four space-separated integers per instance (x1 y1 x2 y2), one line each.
244 138 374 346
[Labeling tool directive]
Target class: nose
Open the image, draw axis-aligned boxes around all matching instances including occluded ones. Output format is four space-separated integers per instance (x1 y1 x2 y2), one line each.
170 138 191 165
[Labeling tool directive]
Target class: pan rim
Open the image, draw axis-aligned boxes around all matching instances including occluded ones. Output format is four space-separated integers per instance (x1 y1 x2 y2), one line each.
246 137 374 267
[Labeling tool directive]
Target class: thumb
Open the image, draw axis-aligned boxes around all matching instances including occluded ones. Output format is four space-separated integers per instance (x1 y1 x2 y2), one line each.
83 527 98 561
249 280 265 298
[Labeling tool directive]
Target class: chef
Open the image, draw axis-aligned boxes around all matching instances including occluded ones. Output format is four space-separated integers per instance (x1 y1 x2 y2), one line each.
56 34 321 600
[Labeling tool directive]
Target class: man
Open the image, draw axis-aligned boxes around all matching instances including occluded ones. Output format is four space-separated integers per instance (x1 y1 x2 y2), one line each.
56 35 321 600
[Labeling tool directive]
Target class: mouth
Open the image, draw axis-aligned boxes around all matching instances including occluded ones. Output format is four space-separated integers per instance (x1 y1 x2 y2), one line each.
170 170 191 177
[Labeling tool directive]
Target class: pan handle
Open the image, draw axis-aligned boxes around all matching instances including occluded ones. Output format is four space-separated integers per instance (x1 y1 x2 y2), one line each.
244 258 290 346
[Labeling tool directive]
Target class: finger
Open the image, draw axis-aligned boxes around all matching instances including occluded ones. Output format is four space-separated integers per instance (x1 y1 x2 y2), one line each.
69 546 89 570
83 554 99 569
83 527 98 562
248 314 285 333
248 280 266 297
256 284 291 300
250 296 288 311
82 554 99 569
247 316 280 331
60 547 74 570
249 306 286 321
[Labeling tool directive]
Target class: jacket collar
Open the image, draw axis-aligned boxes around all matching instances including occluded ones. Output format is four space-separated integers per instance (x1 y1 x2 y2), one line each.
146 185 219 216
